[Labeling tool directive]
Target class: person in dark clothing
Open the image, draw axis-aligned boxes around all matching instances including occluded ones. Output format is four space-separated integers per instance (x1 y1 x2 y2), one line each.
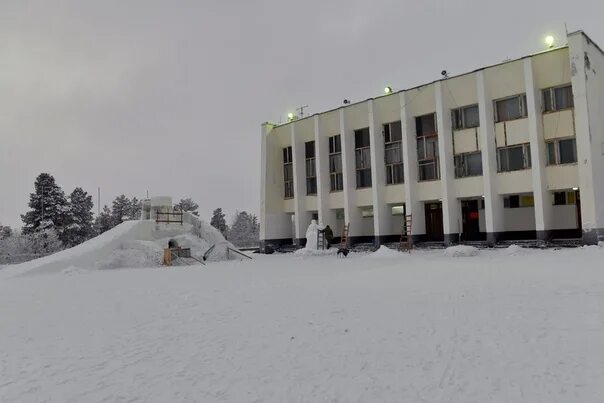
324 225 334 249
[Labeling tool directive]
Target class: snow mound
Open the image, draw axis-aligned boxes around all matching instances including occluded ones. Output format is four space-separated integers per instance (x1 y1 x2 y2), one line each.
444 245 479 257
505 244 528 256
364 245 403 258
294 247 338 257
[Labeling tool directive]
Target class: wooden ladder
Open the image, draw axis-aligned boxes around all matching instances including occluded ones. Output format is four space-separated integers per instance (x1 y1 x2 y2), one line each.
317 230 326 250
399 215 413 252
340 223 350 250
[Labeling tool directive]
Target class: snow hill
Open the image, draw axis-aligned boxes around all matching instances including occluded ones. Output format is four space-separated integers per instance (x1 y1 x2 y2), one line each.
0 212 244 279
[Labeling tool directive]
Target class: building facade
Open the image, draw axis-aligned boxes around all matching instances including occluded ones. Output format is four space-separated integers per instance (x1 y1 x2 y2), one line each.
260 31 604 249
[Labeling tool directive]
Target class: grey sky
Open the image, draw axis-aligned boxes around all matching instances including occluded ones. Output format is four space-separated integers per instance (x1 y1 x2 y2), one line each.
1 0 603 228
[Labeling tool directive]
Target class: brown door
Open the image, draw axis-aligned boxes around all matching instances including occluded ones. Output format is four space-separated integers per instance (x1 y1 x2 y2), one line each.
461 200 481 241
425 202 444 241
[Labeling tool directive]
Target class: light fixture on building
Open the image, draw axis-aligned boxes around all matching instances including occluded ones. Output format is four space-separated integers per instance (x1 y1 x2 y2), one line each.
441 70 449 78
572 187 579 191
287 112 296 122
545 35 555 48
343 99 351 105
384 86 393 95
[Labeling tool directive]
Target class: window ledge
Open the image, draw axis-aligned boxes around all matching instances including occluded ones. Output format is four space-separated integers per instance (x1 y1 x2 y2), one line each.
454 174 483 179
356 186 373 190
453 126 480 132
385 183 405 186
546 162 578 167
418 179 441 183
496 168 531 174
329 190 344 194
543 107 574 115
495 116 528 124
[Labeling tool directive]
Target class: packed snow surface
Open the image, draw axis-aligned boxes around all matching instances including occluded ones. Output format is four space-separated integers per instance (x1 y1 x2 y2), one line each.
2 246 604 402
444 245 480 257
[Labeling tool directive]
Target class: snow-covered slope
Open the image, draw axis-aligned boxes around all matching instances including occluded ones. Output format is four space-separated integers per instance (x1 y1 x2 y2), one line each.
0 213 244 279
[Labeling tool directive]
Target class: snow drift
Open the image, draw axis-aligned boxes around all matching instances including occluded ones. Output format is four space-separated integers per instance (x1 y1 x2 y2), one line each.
0 213 246 278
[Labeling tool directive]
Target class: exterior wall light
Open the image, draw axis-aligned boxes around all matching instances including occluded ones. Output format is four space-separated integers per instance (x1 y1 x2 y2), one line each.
287 112 296 122
545 35 555 48
384 86 393 95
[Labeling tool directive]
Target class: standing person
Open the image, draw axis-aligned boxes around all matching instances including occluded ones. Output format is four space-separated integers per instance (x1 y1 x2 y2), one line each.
324 225 334 249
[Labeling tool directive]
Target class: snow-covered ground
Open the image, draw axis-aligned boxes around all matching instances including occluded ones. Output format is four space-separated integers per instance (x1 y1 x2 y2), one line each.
2 246 604 402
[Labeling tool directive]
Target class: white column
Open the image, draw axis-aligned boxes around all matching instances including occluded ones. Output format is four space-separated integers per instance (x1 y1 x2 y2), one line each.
476 71 504 245
400 92 425 239
340 108 362 241
260 123 270 244
568 32 604 243
524 58 553 240
291 123 310 245
435 82 460 244
368 99 388 246
314 115 335 227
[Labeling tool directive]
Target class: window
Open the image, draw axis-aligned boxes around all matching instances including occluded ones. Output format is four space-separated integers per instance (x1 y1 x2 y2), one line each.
305 141 317 195
495 94 527 122
452 105 479 130
384 121 404 184
328 135 343 192
497 144 531 172
416 113 437 136
355 128 372 188
454 152 483 178
283 146 294 198
543 85 574 112
553 191 577 206
504 194 534 208
360 206 374 217
546 138 577 165
416 113 439 181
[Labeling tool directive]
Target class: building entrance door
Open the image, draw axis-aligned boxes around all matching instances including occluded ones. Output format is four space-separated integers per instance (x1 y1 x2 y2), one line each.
461 199 481 241
424 202 444 241
575 190 582 231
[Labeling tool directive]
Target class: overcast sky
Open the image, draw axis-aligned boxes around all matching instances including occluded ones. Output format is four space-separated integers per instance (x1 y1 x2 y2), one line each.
1 0 603 228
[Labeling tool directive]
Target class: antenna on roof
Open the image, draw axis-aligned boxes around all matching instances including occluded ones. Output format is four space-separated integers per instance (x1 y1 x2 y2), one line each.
296 105 309 118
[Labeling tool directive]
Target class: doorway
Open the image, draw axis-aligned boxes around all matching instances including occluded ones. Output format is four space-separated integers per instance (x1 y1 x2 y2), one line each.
575 190 582 231
461 199 481 241
424 202 444 241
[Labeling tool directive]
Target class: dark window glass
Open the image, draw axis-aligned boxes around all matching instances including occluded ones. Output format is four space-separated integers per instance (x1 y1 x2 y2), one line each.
385 142 402 164
555 86 574 110
543 89 554 112
305 141 315 158
558 138 577 164
306 178 317 195
419 161 438 181
388 121 402 142
355 128 370 148
496 95 526 122
498 145 530 172
464 105 480 128
546 142 556 165
416 114 436 136
356 169 372 188
508 195 520 208
554 192 567 206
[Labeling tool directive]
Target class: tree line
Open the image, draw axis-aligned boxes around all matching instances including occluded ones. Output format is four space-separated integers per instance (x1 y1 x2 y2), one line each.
0 173 260 257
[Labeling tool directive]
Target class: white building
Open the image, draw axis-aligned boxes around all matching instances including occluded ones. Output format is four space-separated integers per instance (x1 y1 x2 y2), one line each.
260 31 604 249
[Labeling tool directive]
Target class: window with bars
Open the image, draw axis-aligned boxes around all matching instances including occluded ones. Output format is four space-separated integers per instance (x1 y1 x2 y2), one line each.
283 146 294 198
328 135 343 192
454 151 483 178
497 143 531 172
546 138 577 165
495 94 527 122
452 105 480 130
543 85 574 112
355 128 372 188
416 113 439 181
384 121 404 184
305 141 317 195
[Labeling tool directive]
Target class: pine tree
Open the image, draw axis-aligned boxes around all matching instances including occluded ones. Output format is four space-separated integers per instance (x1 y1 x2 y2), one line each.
111 195 132 226
21 173 68 239
0 224 12 239
130 197 142 220
95 205 114 234
175 198 199 216
64 187 95 247
210 208 228 235
227 211 259 247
